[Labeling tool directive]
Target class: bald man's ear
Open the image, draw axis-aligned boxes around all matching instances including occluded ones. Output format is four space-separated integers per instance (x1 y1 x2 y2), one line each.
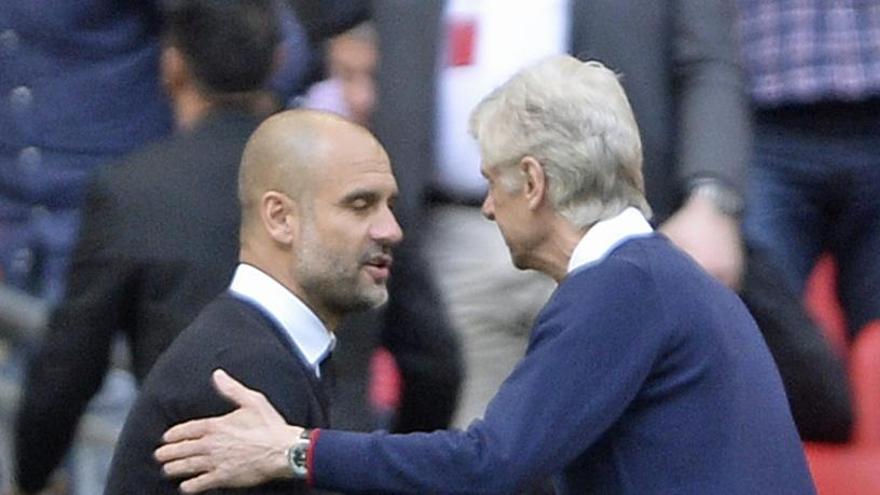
260 191 298 245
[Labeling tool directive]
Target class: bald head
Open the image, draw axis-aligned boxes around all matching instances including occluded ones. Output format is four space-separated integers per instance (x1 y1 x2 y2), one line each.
235 109 401 326
238 109 383 237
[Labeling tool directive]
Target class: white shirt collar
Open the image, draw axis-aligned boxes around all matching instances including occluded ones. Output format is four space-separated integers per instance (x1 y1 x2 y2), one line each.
567 207 654 274
228 263 335 377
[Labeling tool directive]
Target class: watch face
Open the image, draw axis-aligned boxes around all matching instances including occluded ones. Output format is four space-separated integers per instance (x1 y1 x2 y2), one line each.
288 429 313 479
288 440 310 478
293 446 308 468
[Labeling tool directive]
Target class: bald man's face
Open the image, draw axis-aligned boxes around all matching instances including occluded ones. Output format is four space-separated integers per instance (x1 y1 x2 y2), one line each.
293 132 402 317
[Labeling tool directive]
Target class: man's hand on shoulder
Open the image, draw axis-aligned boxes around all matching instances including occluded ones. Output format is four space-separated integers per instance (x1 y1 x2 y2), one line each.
154 369 303 493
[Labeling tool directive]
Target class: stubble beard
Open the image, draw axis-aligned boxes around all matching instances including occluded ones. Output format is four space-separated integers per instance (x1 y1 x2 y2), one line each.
297 241 388 317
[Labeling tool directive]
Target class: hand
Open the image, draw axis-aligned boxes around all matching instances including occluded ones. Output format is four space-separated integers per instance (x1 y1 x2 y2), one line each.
660 194 744 290
154 369 303 493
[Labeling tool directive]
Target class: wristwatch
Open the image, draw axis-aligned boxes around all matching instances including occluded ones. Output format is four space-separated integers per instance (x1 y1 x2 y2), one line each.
287 428 313 479
688 178 743 217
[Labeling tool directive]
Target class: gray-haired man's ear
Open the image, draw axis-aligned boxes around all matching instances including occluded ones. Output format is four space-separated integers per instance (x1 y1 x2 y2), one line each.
520 156 548 211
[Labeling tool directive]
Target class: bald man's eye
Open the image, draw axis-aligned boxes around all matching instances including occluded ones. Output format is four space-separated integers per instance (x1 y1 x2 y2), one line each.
349 198 372 211
342 190 384 213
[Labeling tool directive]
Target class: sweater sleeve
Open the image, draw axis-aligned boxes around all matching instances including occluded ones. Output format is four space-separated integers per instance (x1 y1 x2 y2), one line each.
673 0 751 193
311 261 668 494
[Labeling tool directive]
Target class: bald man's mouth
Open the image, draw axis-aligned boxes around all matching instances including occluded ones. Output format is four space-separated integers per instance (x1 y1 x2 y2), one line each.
363 254 393 283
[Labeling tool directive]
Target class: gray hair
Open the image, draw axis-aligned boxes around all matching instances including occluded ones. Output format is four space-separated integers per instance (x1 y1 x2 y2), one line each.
468 55 651 228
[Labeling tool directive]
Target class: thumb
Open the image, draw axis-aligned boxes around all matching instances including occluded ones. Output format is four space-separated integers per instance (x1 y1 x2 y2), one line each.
211 368 257 407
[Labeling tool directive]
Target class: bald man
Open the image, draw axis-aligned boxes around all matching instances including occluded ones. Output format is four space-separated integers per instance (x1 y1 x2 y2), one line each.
104 110 402 495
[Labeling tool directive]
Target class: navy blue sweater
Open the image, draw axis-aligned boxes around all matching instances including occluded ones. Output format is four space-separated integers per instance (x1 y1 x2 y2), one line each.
312 235 815 494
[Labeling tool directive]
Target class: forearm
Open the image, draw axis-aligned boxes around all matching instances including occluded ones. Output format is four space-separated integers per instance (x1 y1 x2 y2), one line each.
312 428 525 495
312 286 659 494
158 296 654 494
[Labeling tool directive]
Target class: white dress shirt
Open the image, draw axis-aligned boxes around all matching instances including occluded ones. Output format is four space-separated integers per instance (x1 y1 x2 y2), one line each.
567 207 654 274
228 263 335 378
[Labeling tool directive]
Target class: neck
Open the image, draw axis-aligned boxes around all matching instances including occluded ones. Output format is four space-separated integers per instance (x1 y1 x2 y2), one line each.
239 246 341 332
173 87 214 131
530 216 586 282
174 87 270 131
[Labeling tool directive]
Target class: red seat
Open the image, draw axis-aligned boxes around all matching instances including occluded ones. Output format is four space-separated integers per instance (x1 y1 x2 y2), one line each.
849 321 880 446
802 255 880 493
804 443 880 495
804 254 848 357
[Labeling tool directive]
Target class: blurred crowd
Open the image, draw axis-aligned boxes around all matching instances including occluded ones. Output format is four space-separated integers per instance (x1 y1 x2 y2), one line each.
1 0 878 494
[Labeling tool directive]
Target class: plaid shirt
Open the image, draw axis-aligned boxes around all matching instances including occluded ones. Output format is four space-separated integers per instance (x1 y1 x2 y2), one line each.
737 0 880 106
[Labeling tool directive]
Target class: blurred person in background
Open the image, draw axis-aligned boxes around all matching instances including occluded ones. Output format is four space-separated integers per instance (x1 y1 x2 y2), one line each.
302 22 378 128
0 0 311 304
0 1 312 492
284 0 370 95
728 0 880 442
0 1 172 304
0 2 175 492
737 1 880 340
7 1 285 493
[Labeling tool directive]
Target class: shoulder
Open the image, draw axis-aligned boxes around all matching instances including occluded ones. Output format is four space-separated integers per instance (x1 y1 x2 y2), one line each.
136 296 319 432
167 295 282 352
102 114 256 201
555 238 663 303
533 237 677 346
85 138 186 226
148 294 314 396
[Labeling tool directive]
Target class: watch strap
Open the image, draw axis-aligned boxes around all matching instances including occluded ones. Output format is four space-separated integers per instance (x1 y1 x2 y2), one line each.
688 178 743 217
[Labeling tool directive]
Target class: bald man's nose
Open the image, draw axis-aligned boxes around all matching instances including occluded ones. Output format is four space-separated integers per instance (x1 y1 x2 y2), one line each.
372 207 403 246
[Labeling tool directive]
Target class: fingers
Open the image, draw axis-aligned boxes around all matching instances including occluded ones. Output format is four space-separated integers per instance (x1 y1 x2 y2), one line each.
156 449 223 494
161 454 213 478
178 471 224 494
155 437 210 463
212 368 269 408
162 417 213 443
